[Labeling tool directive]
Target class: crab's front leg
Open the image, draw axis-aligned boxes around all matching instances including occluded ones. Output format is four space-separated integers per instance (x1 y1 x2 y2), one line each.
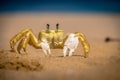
63 33 90 58
63 34 79 57
75 32 90 58
41 40 51 56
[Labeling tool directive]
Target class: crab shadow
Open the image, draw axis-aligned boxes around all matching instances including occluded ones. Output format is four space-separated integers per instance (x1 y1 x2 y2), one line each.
57 55 85 58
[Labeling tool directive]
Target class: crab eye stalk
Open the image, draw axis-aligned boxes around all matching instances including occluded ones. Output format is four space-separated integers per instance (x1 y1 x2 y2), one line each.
56 23 59 31
46 24 50 32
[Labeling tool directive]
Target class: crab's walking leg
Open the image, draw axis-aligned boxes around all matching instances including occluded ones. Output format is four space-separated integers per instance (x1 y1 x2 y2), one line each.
17 29 41 54
17 32 30 54
9 29 31 50
75 32 90 58
10 29 42 54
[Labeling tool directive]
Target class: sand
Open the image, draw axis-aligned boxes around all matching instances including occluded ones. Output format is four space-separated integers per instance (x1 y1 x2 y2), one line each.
0 12 120 80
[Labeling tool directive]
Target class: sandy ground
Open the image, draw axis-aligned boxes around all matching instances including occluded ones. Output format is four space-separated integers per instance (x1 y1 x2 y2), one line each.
0 13 120 80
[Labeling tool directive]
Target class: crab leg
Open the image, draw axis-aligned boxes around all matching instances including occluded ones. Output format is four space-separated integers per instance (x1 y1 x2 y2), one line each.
16 29 41 53
9 29 31 50
17 32 30 54
63 33 79 57
75 32 90 58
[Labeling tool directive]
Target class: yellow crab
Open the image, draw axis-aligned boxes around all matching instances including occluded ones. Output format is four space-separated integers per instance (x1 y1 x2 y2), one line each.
10 24 90 58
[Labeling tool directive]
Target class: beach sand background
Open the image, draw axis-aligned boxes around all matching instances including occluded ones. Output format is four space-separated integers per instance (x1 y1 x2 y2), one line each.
0 13 120 80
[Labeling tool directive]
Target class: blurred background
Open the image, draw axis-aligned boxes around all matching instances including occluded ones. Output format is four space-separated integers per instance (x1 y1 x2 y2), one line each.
0 0 120 49
1 0 120 13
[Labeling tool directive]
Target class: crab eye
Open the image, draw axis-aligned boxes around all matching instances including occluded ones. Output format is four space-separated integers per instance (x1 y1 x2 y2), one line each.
56 23 59 30
46 24 50 30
